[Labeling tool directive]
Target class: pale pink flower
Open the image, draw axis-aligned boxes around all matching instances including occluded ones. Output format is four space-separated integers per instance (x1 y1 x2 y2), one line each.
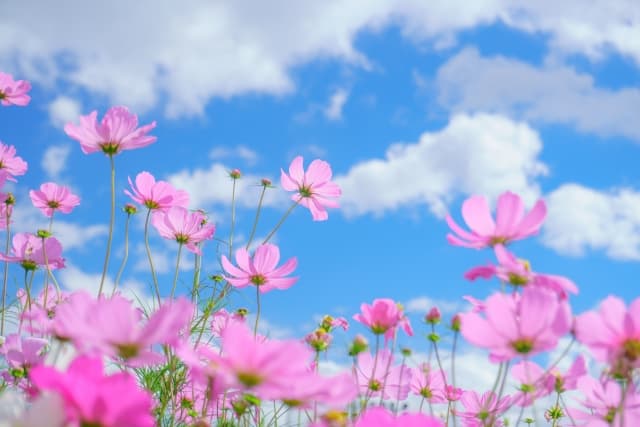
29 182 81 217
0 233 65 270
29 355 155 427
446 191 546 248
0 142 28 181
546 355 586 394
575 295 640 377
460 287 571 362
0 334 48 388
465 244 578 298
353 298 413 342
210 308 245 337
355 349 411 400
354 406 444 427
279 371 358 409
152 207 215 254
410 363 447 403
281 156 341 221
510 360 551 406
124 171 189 211
0 72 31 106
64 106 156 156
455 390 511 427
17 285 67 335
320 315 349 332
571 376 640 426
221 243 298 293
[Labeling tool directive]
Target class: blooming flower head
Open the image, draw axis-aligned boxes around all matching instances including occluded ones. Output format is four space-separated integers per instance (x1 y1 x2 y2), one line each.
409 363 447 403
465 244 578 299
64 106 157 156
510 360 551 406
460 287 571 362
152 207 215 254
29 183 81 218
124 171 189 211
354 406 444 427
29 355 155 427
281 156 341 221
0 142 28 181
0 72 31 106
0 334 48 388
353 298 413 341
571 376 640 426
546 355 586 394
355 349 411 401
446 191 546 249
0 233 65 271
221 243 298 293
455 390 511 427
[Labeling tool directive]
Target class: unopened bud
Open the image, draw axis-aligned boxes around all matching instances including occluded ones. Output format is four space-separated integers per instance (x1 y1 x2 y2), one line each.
229 169 241 179
425 307 441 324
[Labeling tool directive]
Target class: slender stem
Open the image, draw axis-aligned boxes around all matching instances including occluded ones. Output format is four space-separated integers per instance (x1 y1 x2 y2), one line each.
1 209 11 335
112 213 132 296
170 243 183 298
451 331 459 427
48 214 54 233
378 333 397 406
246 185 267 250
361 334 381 410
262 201 299 245
229 178 238 258
394 353 407 414
253 285 261 336
98 155 116 297
191 244 202 304
143 208 161 306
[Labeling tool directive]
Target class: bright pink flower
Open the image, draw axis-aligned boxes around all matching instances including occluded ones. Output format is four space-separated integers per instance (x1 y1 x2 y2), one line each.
29 182 81 217
410 363 447 403
446 191 546 248
465 244 578 298
575 296 640 377
221 243 298 293
0 233 65 270
353 298 413 341
0 142 28 181
354 406 444 427
64 106 157 156
320 315 349 332
124 171 189 211
355 349 411 400
0 334 48 388
0 72 31 106
571 376 640 426
510 360 551 406
29 355 155 427
152 207 215 254
455 390 511 427
460 287 571 362
280 156 341 221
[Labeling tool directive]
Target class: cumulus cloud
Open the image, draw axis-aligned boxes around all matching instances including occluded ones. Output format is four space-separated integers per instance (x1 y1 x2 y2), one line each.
336 113 548 217
324 88 349 120
47 96 82 129
542 183 640 260
209 146 259 166
405 296 462 315
436 47 640 140
41 144 71 180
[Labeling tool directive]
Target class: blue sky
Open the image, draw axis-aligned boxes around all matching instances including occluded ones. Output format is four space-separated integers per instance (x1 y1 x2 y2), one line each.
1 2 640 350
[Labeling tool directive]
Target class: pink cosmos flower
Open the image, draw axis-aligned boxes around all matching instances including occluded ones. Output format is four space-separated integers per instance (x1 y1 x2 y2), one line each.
410 363 447 403
29 182 81 217
353 406 444 427
575 295 640 377
279 371 358 409
210 308 246 338
510 360 551 406
0 142 28 181
446 191 546 248
0 72 31 106
29 355 155 427
64 106 157 156
17 285 67 335
545 355 586 394
355 349 411 400
0 233 65 271
465 244 578 298
455 390 511 427
353 298 413 342
124 171 189 211
460 287 571 362
571 376 640 426
221 243 298 293
280 156 341 221
152 207 215 254
0 334 48 389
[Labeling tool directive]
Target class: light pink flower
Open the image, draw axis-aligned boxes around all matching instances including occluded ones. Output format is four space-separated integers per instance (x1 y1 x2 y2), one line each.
353 298 413 342
455 390 511 427
446 191 546 248
221 243 298 293
510 360 551 406
0 72 31 106
29 355 155 427
280 156 341 221
210 308 245 337
64 106 156 156
0 233 65 270
354 406 444 427
460 287 571 362
546 355 586 394
152 207 215 254
571 376 640 426
465 244 578 298
0 334 48 388
575 296 640 377
0 142 28 181
410 363 447 403
17 285 67 335
355 349 411 400
279 371 358 409
29 183 80 217
124 171 189 211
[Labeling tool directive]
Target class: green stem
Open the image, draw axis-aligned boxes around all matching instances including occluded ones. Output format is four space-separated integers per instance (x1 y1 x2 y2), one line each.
228 178 238 259
98 155 116 297
246 185 267 250
143 208 161 305
253 284 261 336
191 244 202 304
262 201 299 245
170 243 183 299
112 212 132 296
1 209 11 335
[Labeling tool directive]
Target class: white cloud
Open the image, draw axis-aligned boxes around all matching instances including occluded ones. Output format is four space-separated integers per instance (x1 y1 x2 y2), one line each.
336 113 548 218
2 1 637 117
542 183 640 260
41 144 71 180
436 47 640 140
404 296 462 315
47 96 81 129
324 88 349 120
209 146 259 166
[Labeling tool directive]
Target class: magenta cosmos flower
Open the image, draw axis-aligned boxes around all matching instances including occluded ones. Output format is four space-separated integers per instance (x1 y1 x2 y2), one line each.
125 171 189 211
152 207 215 254
0 232 65 270
29 182 81 217
353 406 444 427
455 390 511 427
0 142 28 181
64 106 156 156
446 191 546 248
353 298 413 341
355 349 411 400
465 244 578 299
0 72 31 106
29 355 155 427
281 156 341 221
221 243 298 293
571 376 640 426
460 287 571 362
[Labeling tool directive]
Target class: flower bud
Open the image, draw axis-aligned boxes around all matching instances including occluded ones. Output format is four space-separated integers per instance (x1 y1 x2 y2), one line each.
425 307 441 325
229 169 241 179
